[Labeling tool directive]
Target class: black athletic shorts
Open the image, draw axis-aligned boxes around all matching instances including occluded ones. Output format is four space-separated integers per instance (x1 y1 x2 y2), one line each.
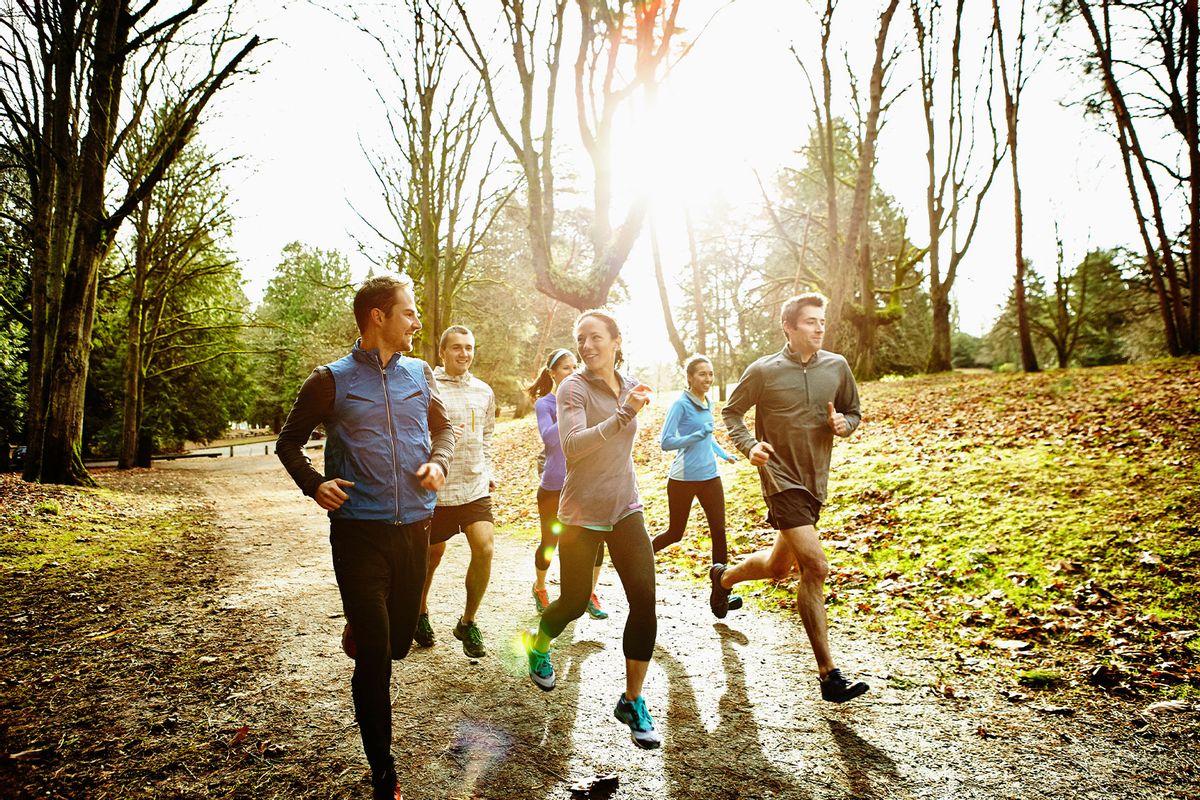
430 496 494 544
764 488 822 530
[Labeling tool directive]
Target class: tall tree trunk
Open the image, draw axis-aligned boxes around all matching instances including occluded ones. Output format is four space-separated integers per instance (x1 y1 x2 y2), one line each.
1011 147 1038 372
23 0 76 481
817 2 842 348
993 0 1039 372
14 0 260 484
1186 0 1200 352
854 215 878 379
119 201 151 469
650 216 687 364
37 0 128 486
685 209 706 356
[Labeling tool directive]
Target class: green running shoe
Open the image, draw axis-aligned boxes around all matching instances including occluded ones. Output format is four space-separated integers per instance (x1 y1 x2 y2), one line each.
454 619 486 658
413 613 434 648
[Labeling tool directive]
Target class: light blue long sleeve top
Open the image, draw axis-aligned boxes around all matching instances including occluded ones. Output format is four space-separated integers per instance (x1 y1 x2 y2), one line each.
660 390 731 481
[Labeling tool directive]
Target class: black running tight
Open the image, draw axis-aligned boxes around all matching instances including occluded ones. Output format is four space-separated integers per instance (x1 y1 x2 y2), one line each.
535 487 604 571
651 477 727 565
538 512 656 661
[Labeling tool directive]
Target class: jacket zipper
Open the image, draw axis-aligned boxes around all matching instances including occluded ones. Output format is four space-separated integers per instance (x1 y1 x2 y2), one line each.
378 358 401 523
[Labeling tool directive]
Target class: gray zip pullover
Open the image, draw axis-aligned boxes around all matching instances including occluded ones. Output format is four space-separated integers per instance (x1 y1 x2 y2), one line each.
556 367 643 528
722 346 861 503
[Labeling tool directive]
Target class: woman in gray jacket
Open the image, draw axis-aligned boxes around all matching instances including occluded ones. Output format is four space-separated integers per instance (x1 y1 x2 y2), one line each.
521 309 661 750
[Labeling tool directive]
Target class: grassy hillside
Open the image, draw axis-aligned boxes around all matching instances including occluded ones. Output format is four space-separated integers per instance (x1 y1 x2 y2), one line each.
491 359 1200 698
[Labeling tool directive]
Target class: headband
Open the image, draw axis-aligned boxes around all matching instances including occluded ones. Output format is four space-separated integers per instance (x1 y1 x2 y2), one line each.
546 348 573 370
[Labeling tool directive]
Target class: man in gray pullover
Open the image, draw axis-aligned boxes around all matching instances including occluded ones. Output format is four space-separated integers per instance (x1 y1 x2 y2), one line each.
715 292 869 704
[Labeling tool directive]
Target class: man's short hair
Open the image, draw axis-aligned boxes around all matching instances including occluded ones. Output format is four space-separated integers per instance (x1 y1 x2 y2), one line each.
780 292 827 329
438 325 473 351
353 273 414 333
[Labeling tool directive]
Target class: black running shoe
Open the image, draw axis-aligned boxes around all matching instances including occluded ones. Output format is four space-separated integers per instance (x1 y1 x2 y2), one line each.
819 668 869 703
709 564 730 619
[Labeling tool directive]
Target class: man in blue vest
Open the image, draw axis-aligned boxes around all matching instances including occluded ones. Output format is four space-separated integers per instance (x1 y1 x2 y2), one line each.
277 273 455 800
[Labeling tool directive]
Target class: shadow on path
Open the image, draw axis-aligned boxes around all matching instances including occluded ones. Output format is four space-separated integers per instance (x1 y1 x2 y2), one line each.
826 717 902 800
657 623 813 800
402 615 605 799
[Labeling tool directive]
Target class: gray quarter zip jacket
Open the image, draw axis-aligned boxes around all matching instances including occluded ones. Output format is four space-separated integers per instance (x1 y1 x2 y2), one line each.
722 346 861 503
555 367 643 528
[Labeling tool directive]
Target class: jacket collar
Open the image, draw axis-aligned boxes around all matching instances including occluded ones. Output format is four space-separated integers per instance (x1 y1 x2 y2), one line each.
580 365 634 397
433 365 473 384
782 344 822 367
351 338 402 370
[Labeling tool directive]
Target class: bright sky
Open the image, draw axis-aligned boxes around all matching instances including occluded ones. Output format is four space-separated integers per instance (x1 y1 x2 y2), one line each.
203 0 1140 370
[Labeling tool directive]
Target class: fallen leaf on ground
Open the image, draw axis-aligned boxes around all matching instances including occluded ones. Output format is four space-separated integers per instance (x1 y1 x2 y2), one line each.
992 639 1033 651
86 627 127 641
1144 699 1191 714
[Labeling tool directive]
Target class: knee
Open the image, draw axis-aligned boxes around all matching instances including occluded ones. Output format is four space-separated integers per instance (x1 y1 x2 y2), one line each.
798 556 829 584
427 542 447 567
473 538 494 562
561 594 589 621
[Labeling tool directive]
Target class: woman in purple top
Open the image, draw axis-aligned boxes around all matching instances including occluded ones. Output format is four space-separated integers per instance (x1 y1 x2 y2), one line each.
526 348 607 619
522 310 662 751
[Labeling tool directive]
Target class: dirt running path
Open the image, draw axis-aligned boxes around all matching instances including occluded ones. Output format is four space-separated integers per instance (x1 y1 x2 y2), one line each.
166 454 1193 800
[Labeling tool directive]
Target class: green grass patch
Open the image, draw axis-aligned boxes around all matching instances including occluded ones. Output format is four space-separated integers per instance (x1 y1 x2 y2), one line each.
0 478 208 572
1017 669 1065 688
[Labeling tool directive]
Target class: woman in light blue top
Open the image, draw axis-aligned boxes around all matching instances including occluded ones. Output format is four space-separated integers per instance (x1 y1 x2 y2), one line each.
652 356 740 588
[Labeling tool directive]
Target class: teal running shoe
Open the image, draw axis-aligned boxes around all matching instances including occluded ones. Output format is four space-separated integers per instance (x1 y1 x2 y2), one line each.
613 693 661 750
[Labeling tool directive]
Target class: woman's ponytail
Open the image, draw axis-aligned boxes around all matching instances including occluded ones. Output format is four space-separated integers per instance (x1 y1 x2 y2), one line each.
526 368 554 402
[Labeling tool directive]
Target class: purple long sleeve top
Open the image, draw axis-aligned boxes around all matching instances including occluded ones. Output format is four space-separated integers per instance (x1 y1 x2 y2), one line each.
535 393 567 491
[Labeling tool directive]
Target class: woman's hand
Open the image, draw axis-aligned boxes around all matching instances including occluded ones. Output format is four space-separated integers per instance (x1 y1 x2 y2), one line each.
627 383 653 412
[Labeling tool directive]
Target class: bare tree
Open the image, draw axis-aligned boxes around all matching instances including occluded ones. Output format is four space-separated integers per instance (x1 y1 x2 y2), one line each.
448 0 681 309
992 0 1040 372
1068 0 1198 355
0 1 260 485
798 0 904 354
911 0 1005 372
1030 232 1091 367
356 0 513 363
